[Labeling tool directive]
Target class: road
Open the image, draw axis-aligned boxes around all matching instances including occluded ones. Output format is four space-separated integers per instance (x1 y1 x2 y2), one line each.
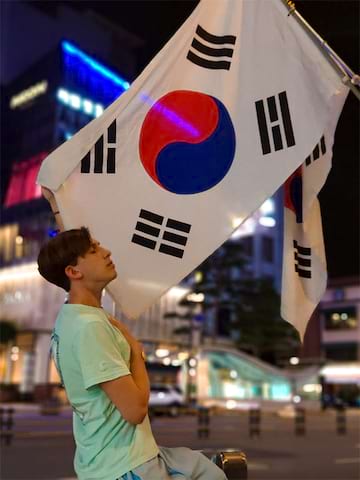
0 408 359 480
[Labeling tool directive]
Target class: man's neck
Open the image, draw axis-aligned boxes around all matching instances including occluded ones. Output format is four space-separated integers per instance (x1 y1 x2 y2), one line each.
68 289 103 308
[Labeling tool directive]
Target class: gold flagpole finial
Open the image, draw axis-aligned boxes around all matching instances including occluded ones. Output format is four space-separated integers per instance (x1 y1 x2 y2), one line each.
287 1 296 16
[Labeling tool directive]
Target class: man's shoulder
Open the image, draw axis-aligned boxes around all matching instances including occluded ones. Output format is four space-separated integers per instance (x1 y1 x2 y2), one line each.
58 304 105 320
56 304 106 334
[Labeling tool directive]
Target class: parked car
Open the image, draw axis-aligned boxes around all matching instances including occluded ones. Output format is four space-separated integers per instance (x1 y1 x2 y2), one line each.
149 384 186 416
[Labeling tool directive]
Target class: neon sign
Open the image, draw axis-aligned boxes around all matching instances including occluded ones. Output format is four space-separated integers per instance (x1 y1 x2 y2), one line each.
10 81 48 109
61 41 130 90
57 88 104 117
61 41 130 105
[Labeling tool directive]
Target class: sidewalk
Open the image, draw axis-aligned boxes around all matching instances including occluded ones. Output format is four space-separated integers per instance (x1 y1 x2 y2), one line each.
1 402 72 416
1 402 73 439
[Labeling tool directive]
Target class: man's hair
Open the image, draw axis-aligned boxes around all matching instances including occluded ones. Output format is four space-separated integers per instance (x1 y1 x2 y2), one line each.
37 227 92 292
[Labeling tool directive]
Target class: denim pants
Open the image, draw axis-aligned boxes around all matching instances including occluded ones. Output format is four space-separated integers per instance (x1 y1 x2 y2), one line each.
118 446 228 480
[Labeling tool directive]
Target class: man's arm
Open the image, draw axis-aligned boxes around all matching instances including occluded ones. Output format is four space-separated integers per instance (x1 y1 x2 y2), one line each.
99 320 150 425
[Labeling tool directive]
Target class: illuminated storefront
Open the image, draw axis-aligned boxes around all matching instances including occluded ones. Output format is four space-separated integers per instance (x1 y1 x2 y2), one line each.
197 347 292 406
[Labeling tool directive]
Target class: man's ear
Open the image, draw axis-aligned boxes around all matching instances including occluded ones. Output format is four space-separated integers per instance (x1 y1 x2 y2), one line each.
65 265 83 281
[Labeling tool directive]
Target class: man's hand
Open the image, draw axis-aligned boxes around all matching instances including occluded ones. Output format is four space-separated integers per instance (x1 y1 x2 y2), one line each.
100 317 149 424
108 316 143 355
41 187 64 232
41 186 55 203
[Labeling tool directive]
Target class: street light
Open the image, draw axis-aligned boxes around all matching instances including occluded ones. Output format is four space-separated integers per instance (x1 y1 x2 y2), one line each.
189 358 197 368
155 348 170 358
290 356 300 365
186 292 205 303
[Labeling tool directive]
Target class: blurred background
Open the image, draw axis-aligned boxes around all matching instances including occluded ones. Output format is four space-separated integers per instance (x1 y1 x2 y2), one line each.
0 1 359 479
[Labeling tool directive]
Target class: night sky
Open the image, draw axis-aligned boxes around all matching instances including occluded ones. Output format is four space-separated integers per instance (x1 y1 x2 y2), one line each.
30 0 360 278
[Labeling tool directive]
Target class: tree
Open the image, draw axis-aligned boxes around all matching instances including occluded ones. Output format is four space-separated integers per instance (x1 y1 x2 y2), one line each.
179 239 300 366
192 241 249 341
233 278 300 365
164 296 200 347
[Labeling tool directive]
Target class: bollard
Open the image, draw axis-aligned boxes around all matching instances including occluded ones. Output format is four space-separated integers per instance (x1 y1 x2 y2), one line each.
0 407 15 446
249 408 261 437
197 406 210 438
295 407 306 435
211 451 248 480
336 406 346 435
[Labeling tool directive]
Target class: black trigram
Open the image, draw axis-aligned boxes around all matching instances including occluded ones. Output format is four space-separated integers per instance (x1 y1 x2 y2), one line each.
293 240 312 279
81 120 117 174
255 91 296 155
305 135 326 166
131 209 191 259
187 25 236 71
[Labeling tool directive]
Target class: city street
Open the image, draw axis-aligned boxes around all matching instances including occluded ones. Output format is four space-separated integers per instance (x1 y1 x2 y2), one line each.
0 407 359 480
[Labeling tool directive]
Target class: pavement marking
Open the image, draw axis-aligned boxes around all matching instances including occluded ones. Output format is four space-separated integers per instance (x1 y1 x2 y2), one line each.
335 458 360 464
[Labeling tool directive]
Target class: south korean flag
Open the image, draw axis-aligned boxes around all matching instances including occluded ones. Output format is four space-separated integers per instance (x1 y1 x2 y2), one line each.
37 0 348 321
281 92 348 340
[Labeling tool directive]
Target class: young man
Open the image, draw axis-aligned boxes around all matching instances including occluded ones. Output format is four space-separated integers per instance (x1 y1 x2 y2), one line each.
37 226 227 480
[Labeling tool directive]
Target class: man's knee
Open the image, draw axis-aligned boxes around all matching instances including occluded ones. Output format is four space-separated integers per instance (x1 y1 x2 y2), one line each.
193 450 228 480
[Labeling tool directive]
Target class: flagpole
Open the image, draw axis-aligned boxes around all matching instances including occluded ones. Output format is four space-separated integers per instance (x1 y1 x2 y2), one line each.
282 1 360 101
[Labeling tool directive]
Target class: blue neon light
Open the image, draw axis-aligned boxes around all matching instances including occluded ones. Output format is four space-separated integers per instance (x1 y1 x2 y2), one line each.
61 41 130 91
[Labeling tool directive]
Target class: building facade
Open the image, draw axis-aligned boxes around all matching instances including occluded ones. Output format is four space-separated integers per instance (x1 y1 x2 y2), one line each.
0 14 139 399
320 277 360 362
297 277 360 406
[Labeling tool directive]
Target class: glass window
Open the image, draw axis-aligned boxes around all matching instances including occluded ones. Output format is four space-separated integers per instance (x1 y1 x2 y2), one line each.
324 343 357 361
241 236 253 256
323 307 357 330
0 225 18 264
333 289 345 301
262 236 274 263
217 307 232 337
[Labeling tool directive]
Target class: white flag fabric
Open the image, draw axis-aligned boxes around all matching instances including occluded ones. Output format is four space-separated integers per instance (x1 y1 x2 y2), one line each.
37 0 348 319
281 90 348 340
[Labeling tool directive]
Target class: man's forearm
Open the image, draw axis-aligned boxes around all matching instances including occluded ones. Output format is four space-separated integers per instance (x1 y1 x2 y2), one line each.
107 316 151 407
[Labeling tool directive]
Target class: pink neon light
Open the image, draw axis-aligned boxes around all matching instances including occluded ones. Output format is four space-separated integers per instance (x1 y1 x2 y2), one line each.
4 152 47 207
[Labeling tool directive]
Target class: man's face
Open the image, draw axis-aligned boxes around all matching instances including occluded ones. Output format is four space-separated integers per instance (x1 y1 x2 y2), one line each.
74 238 117 286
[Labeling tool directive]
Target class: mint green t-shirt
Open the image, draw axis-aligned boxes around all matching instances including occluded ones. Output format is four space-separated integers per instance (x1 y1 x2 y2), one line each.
51 304 159 480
